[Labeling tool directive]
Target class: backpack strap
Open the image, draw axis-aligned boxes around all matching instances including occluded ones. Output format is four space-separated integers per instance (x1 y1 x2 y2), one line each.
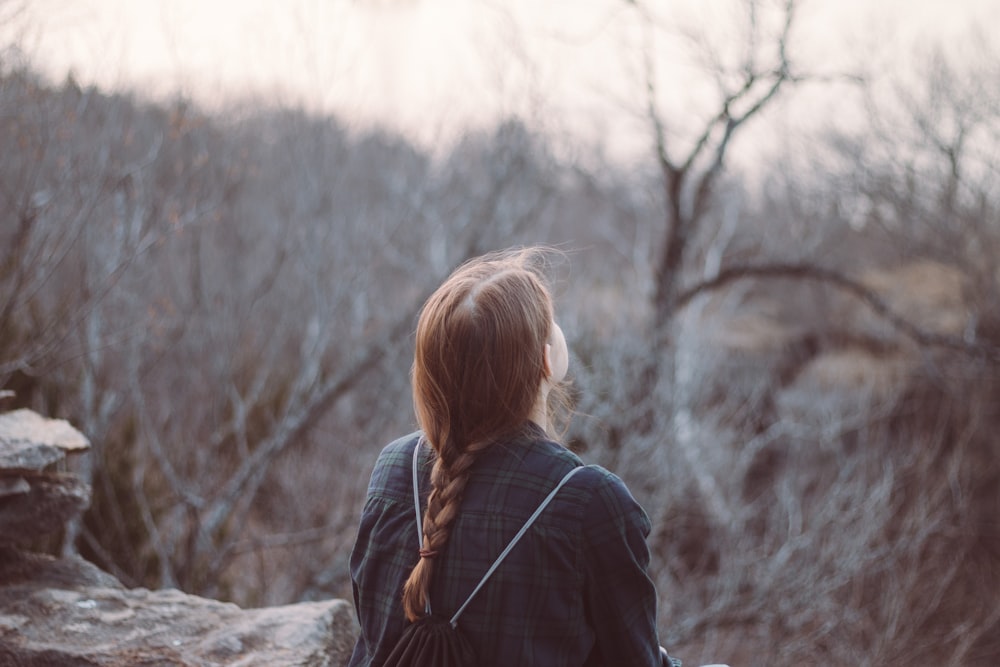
448 464 585 626
410 437 587 627
411 438 432 616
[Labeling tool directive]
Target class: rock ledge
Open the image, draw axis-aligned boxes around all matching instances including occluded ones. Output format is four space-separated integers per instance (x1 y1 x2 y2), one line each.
0 409 359 666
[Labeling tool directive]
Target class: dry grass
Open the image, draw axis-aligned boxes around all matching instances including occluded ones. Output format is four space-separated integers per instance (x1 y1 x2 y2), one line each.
628 259 1000 666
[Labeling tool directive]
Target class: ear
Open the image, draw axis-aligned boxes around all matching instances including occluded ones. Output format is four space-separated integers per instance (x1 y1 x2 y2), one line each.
543 343 553 378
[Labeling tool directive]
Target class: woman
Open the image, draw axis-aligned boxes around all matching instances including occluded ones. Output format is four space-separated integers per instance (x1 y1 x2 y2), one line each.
348 248 676 667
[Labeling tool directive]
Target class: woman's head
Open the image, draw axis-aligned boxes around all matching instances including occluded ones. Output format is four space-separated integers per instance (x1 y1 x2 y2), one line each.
412 248 557 452
402 247 568 620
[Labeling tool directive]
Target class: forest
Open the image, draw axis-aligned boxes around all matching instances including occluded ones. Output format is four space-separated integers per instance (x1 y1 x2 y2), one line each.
2 1 999 665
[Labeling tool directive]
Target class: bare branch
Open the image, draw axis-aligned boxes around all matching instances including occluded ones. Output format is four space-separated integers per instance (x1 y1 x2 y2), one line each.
197 307 418 542
629 0 676 178
675 262 1000 361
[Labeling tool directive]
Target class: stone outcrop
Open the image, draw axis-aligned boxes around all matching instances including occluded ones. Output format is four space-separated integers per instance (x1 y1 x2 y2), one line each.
0 409 359 666
0 409 90 545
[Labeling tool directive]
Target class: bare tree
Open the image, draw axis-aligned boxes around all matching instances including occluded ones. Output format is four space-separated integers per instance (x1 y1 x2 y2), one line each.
624 0 799 339
545 6 1000 665
655 30 1000 666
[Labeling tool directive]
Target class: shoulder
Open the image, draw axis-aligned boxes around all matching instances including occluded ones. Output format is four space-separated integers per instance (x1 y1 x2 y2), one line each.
366 431 423 500
376 431 423 463
574 464 635 499
574 464 652 538
500 439 647 529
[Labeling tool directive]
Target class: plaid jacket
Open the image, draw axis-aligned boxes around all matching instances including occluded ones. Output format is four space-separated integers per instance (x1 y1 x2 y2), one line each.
348 426 666 667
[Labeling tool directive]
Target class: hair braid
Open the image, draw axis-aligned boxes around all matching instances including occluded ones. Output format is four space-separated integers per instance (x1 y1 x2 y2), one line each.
402 445 483 621
402 248 564 621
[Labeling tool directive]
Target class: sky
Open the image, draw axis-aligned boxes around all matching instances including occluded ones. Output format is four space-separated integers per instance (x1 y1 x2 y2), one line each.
12 0 1000 161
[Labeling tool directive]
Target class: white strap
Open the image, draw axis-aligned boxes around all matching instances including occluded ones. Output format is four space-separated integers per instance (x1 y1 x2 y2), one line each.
410 437 587 626
449 464 586 626
411 438 432 615
411 437 424 549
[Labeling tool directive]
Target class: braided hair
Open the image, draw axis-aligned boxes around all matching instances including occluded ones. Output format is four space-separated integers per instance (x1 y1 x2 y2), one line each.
402 248 556 621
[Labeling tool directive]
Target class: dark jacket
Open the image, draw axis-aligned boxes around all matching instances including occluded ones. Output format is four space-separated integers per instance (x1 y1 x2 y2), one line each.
348 426 664 667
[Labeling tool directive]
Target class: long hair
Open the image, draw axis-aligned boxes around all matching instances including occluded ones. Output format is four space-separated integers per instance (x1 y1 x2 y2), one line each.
402 248 557 621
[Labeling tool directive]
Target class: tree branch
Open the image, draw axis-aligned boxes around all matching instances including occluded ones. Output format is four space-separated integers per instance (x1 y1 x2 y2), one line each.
198 308 417 543
675 262 999 361
633 0 675 179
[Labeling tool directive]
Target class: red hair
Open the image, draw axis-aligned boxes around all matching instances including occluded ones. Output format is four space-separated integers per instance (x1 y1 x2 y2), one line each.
402 248 555 621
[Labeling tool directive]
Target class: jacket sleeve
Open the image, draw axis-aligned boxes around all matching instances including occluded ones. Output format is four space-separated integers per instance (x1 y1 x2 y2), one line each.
581 468 665 667
347 434 423 667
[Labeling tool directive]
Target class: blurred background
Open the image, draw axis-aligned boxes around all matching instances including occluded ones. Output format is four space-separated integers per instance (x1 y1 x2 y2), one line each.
2 1 999 665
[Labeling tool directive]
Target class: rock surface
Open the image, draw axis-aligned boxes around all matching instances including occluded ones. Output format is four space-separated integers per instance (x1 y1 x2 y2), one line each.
0 546 358 667
0 409 92 545
0 409 90 469
0 410 360 666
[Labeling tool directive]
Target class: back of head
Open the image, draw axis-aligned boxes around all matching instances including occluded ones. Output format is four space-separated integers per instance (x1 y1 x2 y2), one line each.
413 248 553 458
403 248 555 621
